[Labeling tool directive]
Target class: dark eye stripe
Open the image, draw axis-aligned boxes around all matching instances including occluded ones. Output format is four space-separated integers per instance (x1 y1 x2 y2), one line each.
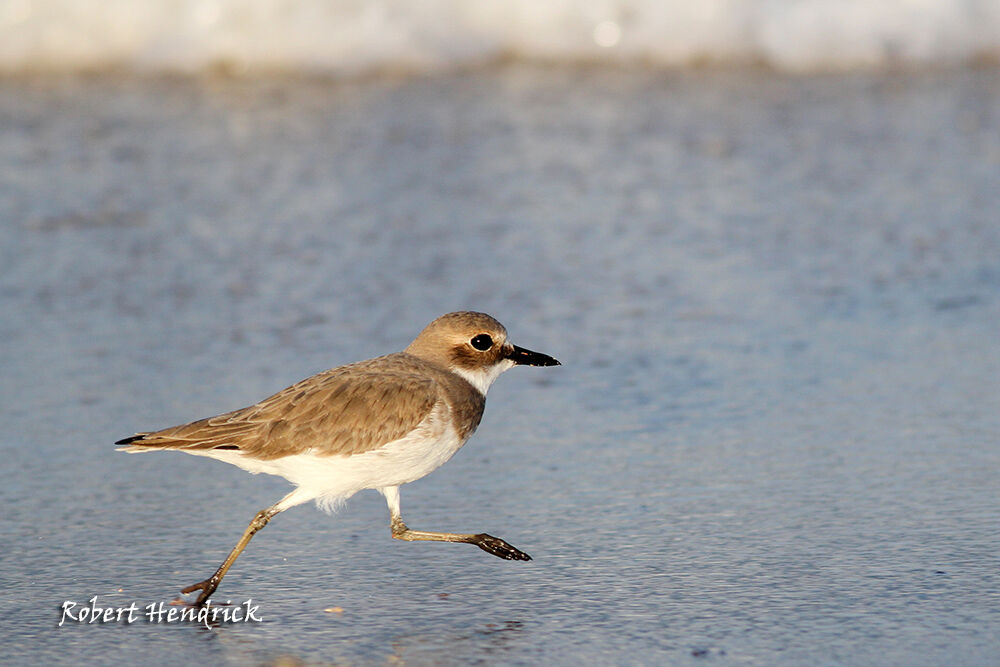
470 334 493 351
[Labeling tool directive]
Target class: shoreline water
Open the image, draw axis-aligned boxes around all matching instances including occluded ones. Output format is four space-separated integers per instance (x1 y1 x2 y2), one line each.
2 64 998 665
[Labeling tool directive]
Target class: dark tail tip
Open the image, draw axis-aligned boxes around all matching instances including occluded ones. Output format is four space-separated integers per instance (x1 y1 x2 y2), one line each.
115 434 145 445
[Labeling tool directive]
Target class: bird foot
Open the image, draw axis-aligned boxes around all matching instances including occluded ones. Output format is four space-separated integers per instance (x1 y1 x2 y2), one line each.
472 533 531 561
180 577 218 607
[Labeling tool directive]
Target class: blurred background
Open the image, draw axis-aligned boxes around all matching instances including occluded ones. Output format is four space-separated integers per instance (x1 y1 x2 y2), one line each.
2 2 999 665
1 0 999 72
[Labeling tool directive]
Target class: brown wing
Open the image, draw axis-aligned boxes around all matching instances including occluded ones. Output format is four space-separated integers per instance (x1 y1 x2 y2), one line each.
117 355 440 460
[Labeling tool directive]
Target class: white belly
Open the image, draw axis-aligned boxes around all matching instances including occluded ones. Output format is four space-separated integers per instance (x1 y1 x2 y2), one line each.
190 403 467 512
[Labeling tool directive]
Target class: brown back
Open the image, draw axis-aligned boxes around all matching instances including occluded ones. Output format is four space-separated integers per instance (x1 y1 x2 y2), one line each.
124 353 486 460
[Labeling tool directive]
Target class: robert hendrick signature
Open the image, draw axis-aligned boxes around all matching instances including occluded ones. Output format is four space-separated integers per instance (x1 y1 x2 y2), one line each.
59 596 262 629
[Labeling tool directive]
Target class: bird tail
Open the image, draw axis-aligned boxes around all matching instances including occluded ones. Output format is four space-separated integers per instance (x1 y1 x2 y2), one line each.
115 433 157 453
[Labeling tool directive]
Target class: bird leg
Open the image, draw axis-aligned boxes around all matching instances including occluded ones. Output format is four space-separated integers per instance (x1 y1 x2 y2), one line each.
381 486 530 561
390 516 532 561
181 505 280 607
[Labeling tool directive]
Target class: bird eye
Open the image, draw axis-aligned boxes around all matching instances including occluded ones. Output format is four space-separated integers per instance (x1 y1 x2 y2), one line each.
470 334 493 351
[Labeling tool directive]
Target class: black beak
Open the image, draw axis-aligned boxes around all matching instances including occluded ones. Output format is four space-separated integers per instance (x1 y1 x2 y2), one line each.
506 344 560 367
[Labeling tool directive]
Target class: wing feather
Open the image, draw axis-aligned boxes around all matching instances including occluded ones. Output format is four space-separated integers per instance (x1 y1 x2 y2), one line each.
118 355 441 459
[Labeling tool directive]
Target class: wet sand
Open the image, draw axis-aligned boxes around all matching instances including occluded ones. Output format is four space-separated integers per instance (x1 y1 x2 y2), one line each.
2 66 999 664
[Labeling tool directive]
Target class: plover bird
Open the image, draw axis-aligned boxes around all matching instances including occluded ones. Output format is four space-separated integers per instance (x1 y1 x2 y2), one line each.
117 311 559 606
